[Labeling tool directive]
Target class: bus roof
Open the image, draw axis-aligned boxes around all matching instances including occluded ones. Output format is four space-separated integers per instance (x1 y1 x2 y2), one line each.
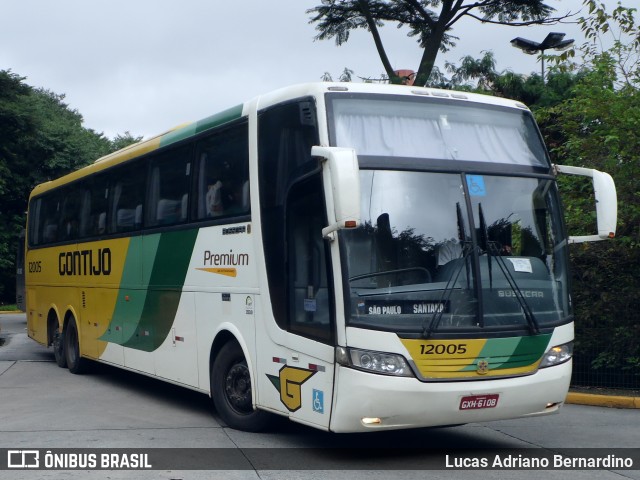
29 82 530 199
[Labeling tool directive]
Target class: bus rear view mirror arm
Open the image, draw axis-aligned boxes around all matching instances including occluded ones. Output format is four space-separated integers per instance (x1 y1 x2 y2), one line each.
553 164 617 243
312 146 362 240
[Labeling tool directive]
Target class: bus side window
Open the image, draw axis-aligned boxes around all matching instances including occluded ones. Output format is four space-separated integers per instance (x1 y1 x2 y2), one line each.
78 182 106 239
83 175 110 237
60 187 84 241
195 122 249 220
111 163 146 233
40 192 62 244
258 99 320 330
27 198 42 246
286 176 334 344
146 146 191 228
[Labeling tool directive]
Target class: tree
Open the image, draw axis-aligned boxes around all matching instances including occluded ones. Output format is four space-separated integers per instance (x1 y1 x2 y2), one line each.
425 50 583 110
533 1 640 383
308 0 574 86
320 67 356 82
110 131 143 151
0 70 140 303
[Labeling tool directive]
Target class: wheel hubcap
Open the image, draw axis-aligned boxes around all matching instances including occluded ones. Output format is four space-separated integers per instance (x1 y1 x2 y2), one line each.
225 363 252 414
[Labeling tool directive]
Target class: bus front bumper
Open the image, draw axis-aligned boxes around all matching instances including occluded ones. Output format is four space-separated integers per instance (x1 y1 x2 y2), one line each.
329 361 571 433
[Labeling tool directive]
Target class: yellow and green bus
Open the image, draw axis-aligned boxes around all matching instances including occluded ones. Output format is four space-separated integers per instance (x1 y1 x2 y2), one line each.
22 83 617 432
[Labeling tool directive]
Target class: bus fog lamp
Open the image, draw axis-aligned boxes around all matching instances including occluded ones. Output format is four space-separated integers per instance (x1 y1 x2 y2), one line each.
540 342 573 368
361 417 382 425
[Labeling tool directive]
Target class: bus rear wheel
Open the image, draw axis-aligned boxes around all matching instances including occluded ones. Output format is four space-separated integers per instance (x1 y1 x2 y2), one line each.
53 328 66 368
64 316 87 374
211 341 272 432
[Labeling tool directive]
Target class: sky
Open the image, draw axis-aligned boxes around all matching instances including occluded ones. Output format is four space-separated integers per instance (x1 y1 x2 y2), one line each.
0 0 630 139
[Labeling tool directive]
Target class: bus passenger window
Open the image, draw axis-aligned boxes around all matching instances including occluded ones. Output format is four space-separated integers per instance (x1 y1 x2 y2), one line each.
195 122 249 220
39 192 62 245
111 164 146 233
59 188 83 241
80 175 109 238
146 146 191 228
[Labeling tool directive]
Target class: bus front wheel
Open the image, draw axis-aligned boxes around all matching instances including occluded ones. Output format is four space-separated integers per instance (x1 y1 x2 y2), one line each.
64 316 87 374
211 341 272 432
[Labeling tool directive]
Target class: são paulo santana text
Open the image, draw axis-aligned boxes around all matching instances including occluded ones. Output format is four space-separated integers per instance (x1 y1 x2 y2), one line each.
445 454 633 469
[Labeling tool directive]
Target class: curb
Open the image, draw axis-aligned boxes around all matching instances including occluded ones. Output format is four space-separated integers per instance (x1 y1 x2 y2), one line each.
566 392 640 409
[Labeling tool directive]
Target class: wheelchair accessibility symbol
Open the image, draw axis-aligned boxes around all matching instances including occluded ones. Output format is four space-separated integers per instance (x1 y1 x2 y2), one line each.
312 389 324 414
466 175 486 197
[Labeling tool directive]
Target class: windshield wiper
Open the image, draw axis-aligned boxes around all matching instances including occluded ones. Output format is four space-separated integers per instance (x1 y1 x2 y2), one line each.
422 202 472 338
479 203 493 290
478 204 541 335
421 242 474 338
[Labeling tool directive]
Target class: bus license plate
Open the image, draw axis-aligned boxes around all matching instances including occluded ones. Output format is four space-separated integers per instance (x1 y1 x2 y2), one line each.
459 394 499 410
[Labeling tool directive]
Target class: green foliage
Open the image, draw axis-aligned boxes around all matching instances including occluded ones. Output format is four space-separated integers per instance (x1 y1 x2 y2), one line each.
532 2 640 383
110 132 143 151
308 1 569 86
0 70 140 303
320 67 356 82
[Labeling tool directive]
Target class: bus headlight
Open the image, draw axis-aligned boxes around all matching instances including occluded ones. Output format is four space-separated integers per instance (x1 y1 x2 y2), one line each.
539 342 573 368
335 347 414 377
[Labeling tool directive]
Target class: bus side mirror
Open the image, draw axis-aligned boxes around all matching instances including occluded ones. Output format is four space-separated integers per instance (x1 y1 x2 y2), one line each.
554 164 617 243
312 146 361 239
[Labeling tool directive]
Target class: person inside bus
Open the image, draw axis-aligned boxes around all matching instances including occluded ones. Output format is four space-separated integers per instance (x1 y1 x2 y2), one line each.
206 179 224 216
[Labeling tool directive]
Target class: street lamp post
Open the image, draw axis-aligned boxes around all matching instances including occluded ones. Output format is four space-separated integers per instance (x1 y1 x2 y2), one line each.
510 32 574 83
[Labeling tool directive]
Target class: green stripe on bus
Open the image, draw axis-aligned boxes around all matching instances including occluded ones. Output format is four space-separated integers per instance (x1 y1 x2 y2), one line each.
501 334 552 369
461 334 551 371
122 229 199 351
159 104 243 149
100 236 154 344
195 105 243 134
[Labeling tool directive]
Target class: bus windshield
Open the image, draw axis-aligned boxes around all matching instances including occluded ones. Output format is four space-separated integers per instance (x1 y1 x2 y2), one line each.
329 95 548 167
340 170 570 334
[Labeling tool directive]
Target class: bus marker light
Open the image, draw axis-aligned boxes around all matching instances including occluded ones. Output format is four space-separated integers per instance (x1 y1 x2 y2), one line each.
344 220 357 228
308 363 326 372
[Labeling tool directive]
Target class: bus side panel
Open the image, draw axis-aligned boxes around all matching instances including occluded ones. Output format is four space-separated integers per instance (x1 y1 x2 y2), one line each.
186 223 259 392
154 291 199 386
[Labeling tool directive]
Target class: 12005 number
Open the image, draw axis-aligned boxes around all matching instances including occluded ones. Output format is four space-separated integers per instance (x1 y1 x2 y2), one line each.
420 344 467 355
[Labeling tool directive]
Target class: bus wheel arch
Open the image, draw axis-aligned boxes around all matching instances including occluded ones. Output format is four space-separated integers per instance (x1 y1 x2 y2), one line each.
48 309 66 368
209 332 272 432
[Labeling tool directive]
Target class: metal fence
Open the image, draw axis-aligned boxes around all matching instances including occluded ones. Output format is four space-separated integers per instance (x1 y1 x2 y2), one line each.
571 324 640 391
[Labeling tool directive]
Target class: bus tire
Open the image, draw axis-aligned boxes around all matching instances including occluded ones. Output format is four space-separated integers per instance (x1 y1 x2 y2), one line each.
211 341 272 432
64 316 87 375
53 329 67 368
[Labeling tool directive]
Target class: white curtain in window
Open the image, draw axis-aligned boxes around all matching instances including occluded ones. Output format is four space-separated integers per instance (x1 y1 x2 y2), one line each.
334 112 540 165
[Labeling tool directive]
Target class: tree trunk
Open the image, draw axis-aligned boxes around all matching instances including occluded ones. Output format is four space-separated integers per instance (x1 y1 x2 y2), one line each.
414 26 447 87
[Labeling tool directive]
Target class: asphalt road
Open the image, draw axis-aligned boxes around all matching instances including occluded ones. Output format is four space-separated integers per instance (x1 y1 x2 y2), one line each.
1 313 639 480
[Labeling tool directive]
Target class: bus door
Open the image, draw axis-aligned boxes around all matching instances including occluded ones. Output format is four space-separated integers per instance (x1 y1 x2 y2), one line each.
255 100 336 429
257 175 336 430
